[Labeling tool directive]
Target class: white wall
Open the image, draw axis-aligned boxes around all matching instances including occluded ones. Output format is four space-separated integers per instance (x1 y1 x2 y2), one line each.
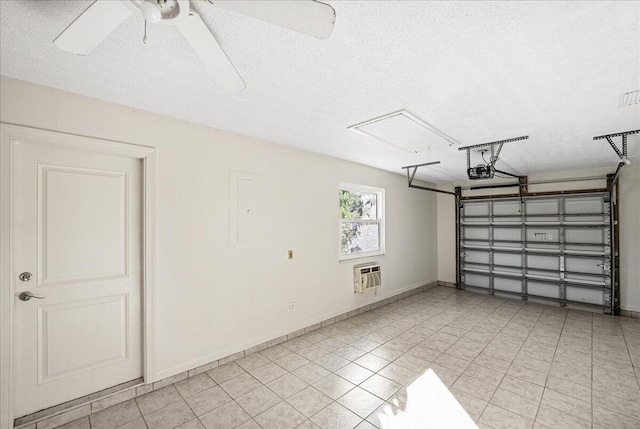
0 77 439 379
436 184 456 284
437 166 640 312
618 163 640 312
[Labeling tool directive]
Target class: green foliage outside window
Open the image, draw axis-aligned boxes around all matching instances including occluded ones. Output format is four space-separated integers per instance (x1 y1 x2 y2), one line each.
340 190 375 254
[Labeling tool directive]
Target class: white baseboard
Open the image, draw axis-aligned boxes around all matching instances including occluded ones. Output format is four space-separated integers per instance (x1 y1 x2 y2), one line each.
156 278 437 380
621 304 640 312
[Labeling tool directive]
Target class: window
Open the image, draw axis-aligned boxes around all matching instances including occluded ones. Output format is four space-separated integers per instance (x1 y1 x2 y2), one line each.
339 183 385 260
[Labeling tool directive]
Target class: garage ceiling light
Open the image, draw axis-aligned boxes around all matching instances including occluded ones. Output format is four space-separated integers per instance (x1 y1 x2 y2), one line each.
348 110 460 153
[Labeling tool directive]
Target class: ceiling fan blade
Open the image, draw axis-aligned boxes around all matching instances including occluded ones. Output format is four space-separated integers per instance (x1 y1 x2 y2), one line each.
178 12 246 92
213 0 336 40
53 0 133 55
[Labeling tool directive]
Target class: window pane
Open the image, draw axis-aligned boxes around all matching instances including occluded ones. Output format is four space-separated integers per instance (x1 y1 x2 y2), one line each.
339 190 377 220
341 222 380 255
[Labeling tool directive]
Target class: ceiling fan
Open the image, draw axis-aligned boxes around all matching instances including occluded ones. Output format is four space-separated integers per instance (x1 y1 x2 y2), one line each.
53 0 336 92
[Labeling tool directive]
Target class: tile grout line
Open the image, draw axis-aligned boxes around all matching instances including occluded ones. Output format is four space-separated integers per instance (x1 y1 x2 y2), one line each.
369 292 544 427
131 396 145 429
618 319 640 387
473 301 547 426
442 297 525 392
529 308 571 426
591 311 594 427
343 289 481 426
367 292 527 425
291 289 458 426
356 290 470 426
420 292 546 425
415 293 508 423
174 375 208 429
46 289 639 429
179 296 635 427
589 316 640 423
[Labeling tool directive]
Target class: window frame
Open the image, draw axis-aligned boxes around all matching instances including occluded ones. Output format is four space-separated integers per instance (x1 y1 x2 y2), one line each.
338 183 385 261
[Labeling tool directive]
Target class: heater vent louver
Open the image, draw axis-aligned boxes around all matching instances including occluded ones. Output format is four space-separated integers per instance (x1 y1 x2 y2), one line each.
619 90 640 107
354 264 381 293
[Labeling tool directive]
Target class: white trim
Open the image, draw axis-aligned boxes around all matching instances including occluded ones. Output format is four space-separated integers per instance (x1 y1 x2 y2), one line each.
338 183 385 262
143 151 157 383
0 126 15 429
0 124 156 425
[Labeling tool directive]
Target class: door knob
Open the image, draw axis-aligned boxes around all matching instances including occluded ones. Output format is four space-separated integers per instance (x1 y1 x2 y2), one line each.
19 291 45 301
19 272 32 282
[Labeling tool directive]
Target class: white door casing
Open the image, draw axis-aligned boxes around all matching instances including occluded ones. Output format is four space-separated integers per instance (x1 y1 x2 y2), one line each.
0 124 156 424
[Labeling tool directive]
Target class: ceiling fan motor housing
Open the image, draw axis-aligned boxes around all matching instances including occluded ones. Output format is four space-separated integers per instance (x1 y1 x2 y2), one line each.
127 0 190 25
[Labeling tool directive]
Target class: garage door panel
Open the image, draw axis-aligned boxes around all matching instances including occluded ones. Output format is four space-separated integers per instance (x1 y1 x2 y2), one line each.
496 267 524 277
464 227 489 240
565 256 605 274
493 242 522 251
465 263 490 272
493 201 521 216
565 275 607 286
566 287 604 305
494 277 521 293
565 214 606 223
565 197 604 214
527 272 560 283
565 244 607 254
526 200 559 215
528 281 560 299
465 203 489 216
494 252 521 266
460 192 613 313
527 216 561 223
528 255 560 271
465 273 490 288
566 229 605 244
464 251 489 264
527 245 562 254
494 228 521 241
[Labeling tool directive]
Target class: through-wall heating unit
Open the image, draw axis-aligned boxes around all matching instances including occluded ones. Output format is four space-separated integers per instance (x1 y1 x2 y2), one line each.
456 190 619 314
354 264 381 293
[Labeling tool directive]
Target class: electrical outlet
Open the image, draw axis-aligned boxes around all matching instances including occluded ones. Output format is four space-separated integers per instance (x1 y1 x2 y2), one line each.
288 302 295 312
288 250 293 259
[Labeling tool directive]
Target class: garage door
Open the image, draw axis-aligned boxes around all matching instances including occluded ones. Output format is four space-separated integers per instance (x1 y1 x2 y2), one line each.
458 192 616 313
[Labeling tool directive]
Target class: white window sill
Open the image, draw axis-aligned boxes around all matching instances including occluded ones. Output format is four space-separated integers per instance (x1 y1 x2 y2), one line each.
339 251 385 263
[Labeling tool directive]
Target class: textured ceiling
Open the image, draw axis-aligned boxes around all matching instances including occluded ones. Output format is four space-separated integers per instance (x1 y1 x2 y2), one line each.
1 0 639 182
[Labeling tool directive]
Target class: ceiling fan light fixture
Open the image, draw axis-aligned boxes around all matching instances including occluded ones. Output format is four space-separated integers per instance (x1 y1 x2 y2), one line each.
53 0 336 92
141 0 162 23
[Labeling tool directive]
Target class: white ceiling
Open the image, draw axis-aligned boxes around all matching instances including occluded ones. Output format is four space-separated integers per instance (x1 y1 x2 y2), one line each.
1 0 639 182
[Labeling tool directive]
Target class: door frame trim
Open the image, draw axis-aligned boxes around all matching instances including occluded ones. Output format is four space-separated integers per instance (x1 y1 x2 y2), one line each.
0 123 157 427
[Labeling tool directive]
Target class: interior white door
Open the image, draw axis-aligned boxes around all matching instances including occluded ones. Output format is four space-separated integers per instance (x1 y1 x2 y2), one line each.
13 139 143 417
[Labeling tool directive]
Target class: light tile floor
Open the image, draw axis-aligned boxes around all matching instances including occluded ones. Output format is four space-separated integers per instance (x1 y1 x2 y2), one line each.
56 287 640 429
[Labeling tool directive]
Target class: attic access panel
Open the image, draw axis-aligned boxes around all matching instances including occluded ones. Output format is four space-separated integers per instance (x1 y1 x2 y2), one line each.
348 110 460 153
